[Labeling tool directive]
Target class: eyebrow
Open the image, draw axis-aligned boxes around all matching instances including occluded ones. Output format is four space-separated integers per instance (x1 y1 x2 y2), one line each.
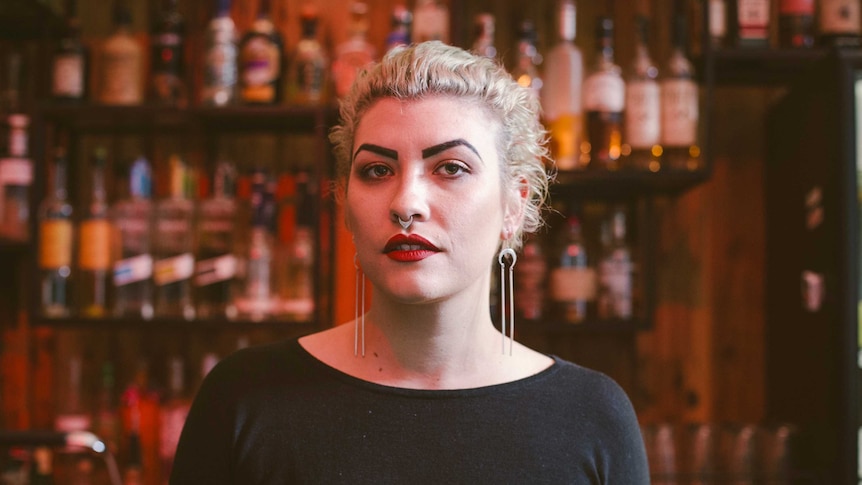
352 139 483 163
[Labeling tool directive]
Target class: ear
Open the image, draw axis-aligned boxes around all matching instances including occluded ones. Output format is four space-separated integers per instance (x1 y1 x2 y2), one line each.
500 177 528 241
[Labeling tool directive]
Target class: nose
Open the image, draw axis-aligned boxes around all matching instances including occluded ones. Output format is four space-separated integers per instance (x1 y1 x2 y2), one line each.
389 169 429 227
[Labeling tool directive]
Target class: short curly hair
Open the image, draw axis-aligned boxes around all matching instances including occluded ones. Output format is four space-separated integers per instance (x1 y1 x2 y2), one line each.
329 41 552 251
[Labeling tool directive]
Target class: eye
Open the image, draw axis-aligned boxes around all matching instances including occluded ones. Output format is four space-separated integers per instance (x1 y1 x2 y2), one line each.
358 163 393 179
434 161 470 177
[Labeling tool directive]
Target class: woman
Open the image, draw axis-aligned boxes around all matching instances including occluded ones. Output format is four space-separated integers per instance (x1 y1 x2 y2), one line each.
171 41 649 484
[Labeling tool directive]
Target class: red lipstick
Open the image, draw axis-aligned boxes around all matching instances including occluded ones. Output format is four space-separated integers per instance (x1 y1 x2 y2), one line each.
384 234 440 262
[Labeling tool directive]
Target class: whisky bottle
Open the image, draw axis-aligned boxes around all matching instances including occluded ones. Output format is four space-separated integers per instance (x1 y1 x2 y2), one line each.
38 144 74 318
661 13 701 171
583 16 624 170
597 206 633 320
511 19 543 100
153 154 195 320
778 0 815 48
819 0 862 47
112 156 154 319
51 0 88 101
201 0 238 106
624 15 661 172
289 3 329 104
0 53 33 242
77 147 112 317
195 161 238 319
237 169 275 321
471 13 497 58
98 1 143 105
549 214 596 323
149 0 187 106
541 0 584 171
239 0 284 105
385 4 412 52
412 0 449 43
332 1 376 98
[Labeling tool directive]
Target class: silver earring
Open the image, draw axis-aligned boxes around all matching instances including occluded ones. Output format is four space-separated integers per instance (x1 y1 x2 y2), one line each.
397 215 413 229
354 254 365 357
498 248 517 355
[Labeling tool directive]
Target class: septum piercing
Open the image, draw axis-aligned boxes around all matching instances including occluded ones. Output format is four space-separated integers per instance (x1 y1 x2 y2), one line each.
397 215 414 230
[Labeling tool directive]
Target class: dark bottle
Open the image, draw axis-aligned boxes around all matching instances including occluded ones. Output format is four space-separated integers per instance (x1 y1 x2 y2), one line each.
583 16 624 170
239 0 284 105
149 0 187 106
51 0 88 101
778 0 815 48
549 214 596 323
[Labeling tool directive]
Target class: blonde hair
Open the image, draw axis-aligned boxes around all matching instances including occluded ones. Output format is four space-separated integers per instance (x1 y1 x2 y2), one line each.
329 41 552 251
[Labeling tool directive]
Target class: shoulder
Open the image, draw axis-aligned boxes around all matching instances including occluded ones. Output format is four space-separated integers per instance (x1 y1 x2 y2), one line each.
199 338 311 396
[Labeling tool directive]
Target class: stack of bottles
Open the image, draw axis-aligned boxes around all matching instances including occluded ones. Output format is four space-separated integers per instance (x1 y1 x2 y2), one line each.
37 144 316 323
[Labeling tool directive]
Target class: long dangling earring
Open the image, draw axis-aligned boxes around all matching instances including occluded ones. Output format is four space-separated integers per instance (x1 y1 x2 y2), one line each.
498 247 517 355
354 254 365 357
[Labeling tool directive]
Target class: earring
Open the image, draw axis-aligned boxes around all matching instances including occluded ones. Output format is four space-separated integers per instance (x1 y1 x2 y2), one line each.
354 254 366 357
498 248 517 355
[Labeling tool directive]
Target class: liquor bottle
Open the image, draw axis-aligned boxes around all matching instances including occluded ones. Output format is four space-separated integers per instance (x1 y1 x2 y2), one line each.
549 214 596 323
153 154 195 320
412 0 450 43
661 13 701 171
0 52 33 242
583 16 625 170
195 161 238 320
201 0 238 106
237 169 275 321
51 0 88 101
29 447 54 485
385 4 412 52
597 207 634 320
819 0 862 47
541 0 584 171
238 0 284 105
708 0 728 48
38 144 74 318
120 361 160 485
77 147 112 317
624 16 661 172
778 0 815 47
276 171 315 321
734 0 771 47
112 156 154 319
511 19 543 100
471 13 497 58
98 1 143 105
93 362 121 457
289 3 329 105
514 233 547 320
332 1 377 99
149 0 187 107
159 357 191 484
54 354 91 434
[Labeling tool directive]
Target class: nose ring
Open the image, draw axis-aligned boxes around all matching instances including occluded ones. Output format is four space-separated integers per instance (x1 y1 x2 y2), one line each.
396 215 413 230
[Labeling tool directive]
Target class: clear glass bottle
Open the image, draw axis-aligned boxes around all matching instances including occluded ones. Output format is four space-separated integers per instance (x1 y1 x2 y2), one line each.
660 13 701 171
597 207 634 320
153 154 195 320
195 161 238 320
624 15 661 172
52 0 88 101
384 4 412 52
275 171 315 321
541 0 583 171
238 0 283 105
289 3 328 105
77 147 112 318
583 16 625 170
332 1 376 99
112 156 154 319
549 214 595 323
511 19 543 101
149 0 187 106
201 0 238 106
237 169 275 321
412 0 449 43
38 144 74 318
471 13 497 58
159 356 191 484
98 1 143 105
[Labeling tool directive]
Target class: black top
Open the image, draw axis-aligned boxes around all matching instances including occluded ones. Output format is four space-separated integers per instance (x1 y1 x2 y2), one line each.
170 338 650 484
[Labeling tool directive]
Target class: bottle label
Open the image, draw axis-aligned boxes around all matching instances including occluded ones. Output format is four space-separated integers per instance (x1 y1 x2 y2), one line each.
205 41 238 91
152 33 183 73
709 0 728 37
820 0 861 35
738 0 771 38
583 72 625 113
195 254 237 286
779 0 815 15
52 54 84 98
295 58 326 101
625 80 661 148
240 37 280 103
598 253 633 318
114 254 153 286
0 158 33 185
549 267 597 301
660 79 699 147
154 253 194 285
79 219 112 270
100 49 142 104
39 219 73 269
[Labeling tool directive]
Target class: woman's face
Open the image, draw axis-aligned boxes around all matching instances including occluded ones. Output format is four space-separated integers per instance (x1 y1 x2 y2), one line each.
346 95 518 304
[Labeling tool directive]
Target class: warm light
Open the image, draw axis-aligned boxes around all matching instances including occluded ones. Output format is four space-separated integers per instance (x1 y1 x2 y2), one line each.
651 145 663 157
649 160 661 172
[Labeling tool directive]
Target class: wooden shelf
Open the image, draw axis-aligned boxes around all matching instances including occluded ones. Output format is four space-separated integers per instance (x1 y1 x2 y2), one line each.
701 47 831 86
30 315 320 332
552 168 711 199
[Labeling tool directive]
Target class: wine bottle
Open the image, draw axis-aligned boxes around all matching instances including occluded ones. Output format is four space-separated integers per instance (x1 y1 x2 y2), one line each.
583 16 624 170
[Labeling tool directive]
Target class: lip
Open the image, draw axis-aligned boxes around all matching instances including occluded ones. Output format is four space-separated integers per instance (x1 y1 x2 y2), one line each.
384 234 441 262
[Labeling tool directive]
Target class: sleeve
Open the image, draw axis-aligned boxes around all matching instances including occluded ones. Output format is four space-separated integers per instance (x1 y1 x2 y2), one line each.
169 358 237 485
593 377 651 485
